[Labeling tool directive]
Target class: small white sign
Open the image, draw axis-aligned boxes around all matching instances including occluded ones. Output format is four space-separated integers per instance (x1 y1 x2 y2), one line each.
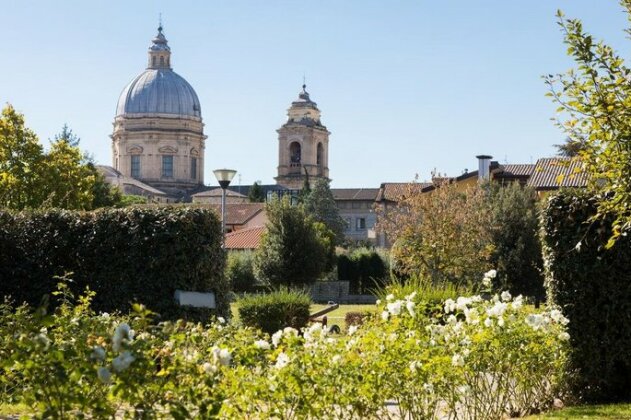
174 290 216 308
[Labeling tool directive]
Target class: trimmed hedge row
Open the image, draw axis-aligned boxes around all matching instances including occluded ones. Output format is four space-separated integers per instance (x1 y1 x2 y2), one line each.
541 190 631 402
0 207 229 320
237 289 311 335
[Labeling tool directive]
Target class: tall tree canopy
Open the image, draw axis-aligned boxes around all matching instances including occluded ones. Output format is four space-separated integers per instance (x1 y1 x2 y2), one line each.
0 104 121 210
248 181 265 203
546 3 631 246
303 178 346 245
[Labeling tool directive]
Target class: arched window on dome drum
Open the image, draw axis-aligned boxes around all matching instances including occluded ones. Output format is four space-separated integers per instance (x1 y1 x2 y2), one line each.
162 155 173 178
131 155 140 178
152 56 156 67
160 56 165 66
289 142 301 167
190 157 197 180
317 142 323 166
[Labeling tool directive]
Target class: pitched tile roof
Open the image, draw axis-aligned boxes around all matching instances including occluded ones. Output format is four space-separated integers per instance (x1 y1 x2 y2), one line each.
331 188 380 201
527 157 589 189
376 182 433 202
498 164 536 177
96 165 167 196
206 203 265 226
225 226 266 250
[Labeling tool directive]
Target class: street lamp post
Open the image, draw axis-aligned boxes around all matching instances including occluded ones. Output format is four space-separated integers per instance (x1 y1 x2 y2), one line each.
213 169 237 247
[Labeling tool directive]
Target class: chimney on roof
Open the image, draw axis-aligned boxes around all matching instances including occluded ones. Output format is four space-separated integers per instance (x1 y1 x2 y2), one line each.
476 155 493 181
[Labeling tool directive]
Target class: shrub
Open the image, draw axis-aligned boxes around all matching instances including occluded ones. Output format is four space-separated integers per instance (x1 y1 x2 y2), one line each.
237 289 311 335
344 311 368 329
225 251 257 293
0 206 228 320
541 189 631 402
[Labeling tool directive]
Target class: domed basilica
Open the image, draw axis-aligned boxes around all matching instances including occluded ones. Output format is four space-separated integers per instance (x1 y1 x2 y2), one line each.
111 25 205 198
107 25 330 201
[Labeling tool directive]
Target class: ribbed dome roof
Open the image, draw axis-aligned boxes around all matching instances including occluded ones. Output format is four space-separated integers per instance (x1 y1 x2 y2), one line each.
116 69 201 118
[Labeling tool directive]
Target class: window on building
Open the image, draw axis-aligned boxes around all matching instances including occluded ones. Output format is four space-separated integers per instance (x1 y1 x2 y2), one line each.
160 56 165 66
317 142 323 165
190 157 197 180
162 155 173 178
152 56 156 67
356 218 366 230
131 155 140 178
289 142 301 164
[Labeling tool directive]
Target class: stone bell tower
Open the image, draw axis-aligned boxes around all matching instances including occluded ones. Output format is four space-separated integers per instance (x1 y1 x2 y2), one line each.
275 85 330 189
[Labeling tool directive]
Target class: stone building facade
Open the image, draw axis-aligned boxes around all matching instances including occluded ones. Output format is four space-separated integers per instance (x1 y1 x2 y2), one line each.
111 25 206 198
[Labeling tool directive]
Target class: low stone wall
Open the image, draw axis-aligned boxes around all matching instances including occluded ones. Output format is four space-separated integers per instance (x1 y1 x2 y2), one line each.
310 281 377 304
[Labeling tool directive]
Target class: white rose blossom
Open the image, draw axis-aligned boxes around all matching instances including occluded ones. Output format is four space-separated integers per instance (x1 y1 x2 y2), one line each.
254 339 270 350
212 347 232 366
347 325 358 336
500 291 512 302
274 352 290 369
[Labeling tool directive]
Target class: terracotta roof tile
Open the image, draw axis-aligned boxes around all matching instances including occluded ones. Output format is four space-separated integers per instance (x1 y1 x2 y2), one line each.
376 182 433 202
527 157 588 189
497 164 535 177
206 203 265 226
225 226 266 250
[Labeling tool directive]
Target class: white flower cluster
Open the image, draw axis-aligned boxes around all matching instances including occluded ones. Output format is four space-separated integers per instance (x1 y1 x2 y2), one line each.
112 323 134 353
482 269 497 288
212 347 232 367
271 327 299 348
381 292 417 321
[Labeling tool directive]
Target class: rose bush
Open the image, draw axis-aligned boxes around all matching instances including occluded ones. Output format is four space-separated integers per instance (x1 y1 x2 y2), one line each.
0 276 569 419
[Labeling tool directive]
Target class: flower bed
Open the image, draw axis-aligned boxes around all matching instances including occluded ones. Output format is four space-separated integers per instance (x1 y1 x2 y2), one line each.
0 278 569 419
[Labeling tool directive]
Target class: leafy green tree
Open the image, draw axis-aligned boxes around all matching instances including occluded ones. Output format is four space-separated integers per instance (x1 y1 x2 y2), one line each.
487 182 544 300
546 5 631 246
53 123 80 147
298 167 311 203
0 104 46 209
303 178 346 245
253 196 334 287
248 181 265 203
88 163 123 208
41 139 96 209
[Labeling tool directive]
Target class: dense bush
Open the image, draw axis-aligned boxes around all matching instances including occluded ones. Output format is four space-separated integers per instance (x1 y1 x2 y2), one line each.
337 247 388 294
225 251 257 293
344 311 368 329
542 189 631 402
0 206 229 319
237 289 311 334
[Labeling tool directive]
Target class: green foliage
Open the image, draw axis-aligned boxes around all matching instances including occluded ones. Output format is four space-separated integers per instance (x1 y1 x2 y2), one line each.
247 181 265 203
381 181 494 287
303 178 347 244
237 289 311 334
225 251 258 293
0 280 569 418
0 105 122 210
337 247 388 294
254 196 335 287
541 189 631 402
116 194 147 207
53 123 80 147
0 206 229 320
546 6 631 246
487 182 545 300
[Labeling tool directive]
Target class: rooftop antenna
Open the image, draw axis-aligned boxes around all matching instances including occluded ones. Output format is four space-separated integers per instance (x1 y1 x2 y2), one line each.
158 13 163 32
302 74 306 91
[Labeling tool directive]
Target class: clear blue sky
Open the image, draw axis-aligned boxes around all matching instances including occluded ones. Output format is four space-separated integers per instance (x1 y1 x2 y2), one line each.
1 1 629 188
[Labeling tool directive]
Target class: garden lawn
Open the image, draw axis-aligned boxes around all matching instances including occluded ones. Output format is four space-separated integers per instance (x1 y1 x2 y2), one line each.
524 403 631 419
229 303 375 326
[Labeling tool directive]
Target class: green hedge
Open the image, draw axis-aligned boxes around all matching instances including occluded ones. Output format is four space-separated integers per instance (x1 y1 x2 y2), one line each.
337 248 388 294
225 251 258 293
541 190 631 402
237 289 311 335
0 207 228 320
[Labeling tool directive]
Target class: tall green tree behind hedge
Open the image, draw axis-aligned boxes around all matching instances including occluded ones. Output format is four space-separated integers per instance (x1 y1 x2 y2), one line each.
487 182 544 300
0 104 121 210
303 178 346 245
254 196 334 287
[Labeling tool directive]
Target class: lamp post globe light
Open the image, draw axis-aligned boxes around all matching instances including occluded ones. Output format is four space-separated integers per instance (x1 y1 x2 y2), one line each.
213 169 237 245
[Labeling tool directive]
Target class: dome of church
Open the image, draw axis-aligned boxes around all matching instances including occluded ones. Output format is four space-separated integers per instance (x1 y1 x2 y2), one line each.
116 70 201 118
115 26 201 119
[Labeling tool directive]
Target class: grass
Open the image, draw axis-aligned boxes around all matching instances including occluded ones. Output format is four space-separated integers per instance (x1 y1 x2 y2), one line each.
229 302 375 326
524 403 631 419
